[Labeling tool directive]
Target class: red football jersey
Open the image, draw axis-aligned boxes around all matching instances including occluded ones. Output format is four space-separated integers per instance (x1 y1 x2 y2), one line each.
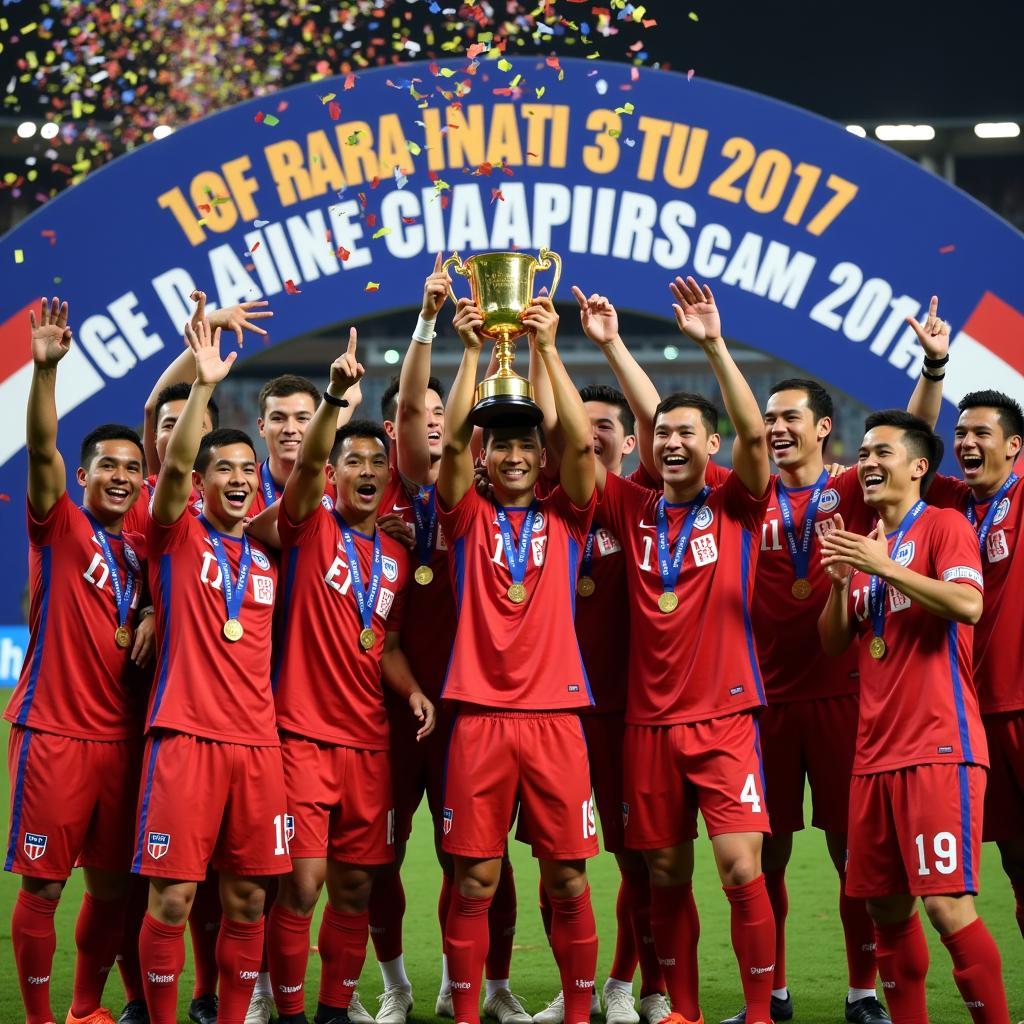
438 486 595 710
846 505 988 773
248 462 337 518
928 472 1024 714
274 502 410 749
124 475 203 534
4 494 145 740
145 511 279 745
596 470 769 726
707 463 868 703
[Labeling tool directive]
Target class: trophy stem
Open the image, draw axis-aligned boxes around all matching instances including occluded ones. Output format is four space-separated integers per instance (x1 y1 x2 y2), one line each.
494 332 518 379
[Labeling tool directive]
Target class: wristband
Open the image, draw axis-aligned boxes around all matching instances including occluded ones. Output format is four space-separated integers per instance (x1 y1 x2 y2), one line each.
323 390 350 408
138 606 155 621
413 315 436 344
923 353 950 368
921 369 946 382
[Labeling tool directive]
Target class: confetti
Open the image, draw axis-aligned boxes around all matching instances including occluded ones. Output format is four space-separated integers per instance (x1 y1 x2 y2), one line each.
939 244 956 254
245 241 262 255
328 101 341 121
14 250 24 264
254 220 270 228
689 11 699 20
372 226 391 239
687 68 696 80
284 279 301 294
263 114 280 127
41 229 56 245
337 245 351 261
365 281 380 292
491 188 504 204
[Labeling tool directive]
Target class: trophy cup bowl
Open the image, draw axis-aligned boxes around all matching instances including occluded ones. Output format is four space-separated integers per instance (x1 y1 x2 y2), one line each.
442 248 562 427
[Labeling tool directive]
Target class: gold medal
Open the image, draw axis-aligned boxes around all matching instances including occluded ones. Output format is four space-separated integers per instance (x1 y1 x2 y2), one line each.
869 636 886 660
359 627 376 650
791 578 812 600
507 583 527 604
223 618 244 642
414 564 434 586
577 576 596 598
658 592 679 614
114 625 132 648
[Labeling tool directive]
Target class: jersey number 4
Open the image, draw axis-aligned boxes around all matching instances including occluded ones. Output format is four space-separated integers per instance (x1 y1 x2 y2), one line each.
740 774 763 814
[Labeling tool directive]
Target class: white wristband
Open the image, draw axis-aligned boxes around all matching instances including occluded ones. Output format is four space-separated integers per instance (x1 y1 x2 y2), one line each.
413 315 436 344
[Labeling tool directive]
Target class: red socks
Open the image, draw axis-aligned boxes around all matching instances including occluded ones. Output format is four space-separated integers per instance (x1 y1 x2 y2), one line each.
446 891 492 1024
71 891 124 1016
216 917 264 1024
763 868 788 992
724 876 775 1024
941 917 1009 1024
116 877 149 1004
839 883 878 990
139 912 187 1024
625 870 666 997
318 905 369 1011
609 875 638 983
648 882 700 1020
369 866 406 964
538 879 553 940
438 873 454 947
189 878 222 999
12 889 58 1024
268 903 313 1016
486 859 517 981
548 887 598 1024
875 913 930 1024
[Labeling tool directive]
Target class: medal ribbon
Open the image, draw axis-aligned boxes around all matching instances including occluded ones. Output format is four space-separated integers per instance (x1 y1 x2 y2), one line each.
965 472 1018 549
656 488 711 596
81 507 136 630
579 526 597 579
410 484 438 570
200 516 252 624
776 470 828 583
494 501 538 588
259 459 283 507
335 513 383 634
868 500 926 645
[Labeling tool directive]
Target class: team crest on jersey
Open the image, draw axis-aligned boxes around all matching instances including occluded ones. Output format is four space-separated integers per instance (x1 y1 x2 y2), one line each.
993 496 1011 525
147 832 171 860
251 548 271 571
382 555 399 582
621 803 629 827
532 512 546 533
23 832 47 860
321 494 335 511
284 815 295 845
818 488 840 513
123 544 141 574
442 807 454 834
693 505 714 530
893 540 915 567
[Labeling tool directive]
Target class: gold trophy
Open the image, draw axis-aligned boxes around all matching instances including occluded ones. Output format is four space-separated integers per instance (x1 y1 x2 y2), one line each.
443 248 562 426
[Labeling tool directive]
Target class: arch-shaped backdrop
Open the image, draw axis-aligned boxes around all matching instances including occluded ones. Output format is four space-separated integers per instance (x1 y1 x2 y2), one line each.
0 56 1022 624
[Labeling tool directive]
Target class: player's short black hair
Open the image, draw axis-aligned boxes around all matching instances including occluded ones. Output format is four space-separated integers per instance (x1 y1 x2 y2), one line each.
80 424 144 468
258 374 319 417
957 390 1024 441
654 392 719 436
863 409 944 494
579 384 636 436
330 419 391 464
154 382 220 429
768 378 834 424
380 374 446 422
482 423 546 450
195 428 257 474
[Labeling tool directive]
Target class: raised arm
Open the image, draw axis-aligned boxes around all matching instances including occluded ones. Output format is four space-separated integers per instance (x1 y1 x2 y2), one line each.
905 295 950 429
523 298 595 508
397 254 449 486
671 276 769 496
152 320 236 526
438 299 484 508
282 328 365 525
26 298 72 517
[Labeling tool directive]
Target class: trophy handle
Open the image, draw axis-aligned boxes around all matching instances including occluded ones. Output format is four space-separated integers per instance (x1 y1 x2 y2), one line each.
442 252 471 304
535 248 562 301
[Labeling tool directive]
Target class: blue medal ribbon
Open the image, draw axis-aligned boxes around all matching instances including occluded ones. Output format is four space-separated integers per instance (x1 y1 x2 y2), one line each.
410 484 438 570
81 507 137 630
259 459 283 507
776 470 828 583
579 526 597 579
494 500 538 588
200 516 252 625
335 512 383 634
868 500 926 644
965 473 1018 549
656 487 711 595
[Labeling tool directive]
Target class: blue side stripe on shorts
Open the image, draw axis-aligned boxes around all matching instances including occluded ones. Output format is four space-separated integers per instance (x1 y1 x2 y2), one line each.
131 737 163 874
958 763 976 894
5 729 34 871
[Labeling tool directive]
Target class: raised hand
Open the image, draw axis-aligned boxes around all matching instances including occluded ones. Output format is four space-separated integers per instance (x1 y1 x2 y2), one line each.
521 296 559 351
185 318 236 386
191 289 274 348
330 327 365 395
30 297 72 368
453 297 485 351
421 252 451 320
820 519 891 577
906 295 950 361
669 275 722 345
571 285 619 347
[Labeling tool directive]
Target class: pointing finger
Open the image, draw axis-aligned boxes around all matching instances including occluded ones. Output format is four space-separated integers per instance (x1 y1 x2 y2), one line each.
571 285 588 310
433 251 443 273
347 326 358 355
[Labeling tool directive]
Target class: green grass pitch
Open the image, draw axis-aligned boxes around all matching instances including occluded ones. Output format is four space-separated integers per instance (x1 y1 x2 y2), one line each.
1 719 1021 1023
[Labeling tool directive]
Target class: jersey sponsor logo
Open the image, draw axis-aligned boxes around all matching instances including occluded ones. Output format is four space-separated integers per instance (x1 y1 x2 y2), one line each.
595 527 622 556
942 565 984 586
26 975 50 985
381 555 399 582
376 588 395 619
278 983 303 994
147 972 176 984
938 745 954 754
568 684 580 692
985 529 1009 563
239 971 260 981
22 832 47 860
442 806 453 834
890 588 911 612
637 520 657 530
730 685 744 696
123 543 142 574
531 535 547 565
818 488 840 513
693 504 714 530
690 533 718 566
993 496 1011 525
321 494 335 511
251 548 271 571
252 574 275 606
893 540 915 567
147 831 171 860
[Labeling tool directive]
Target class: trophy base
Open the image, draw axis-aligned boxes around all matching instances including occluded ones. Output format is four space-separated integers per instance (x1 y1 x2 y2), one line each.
469 394 544 429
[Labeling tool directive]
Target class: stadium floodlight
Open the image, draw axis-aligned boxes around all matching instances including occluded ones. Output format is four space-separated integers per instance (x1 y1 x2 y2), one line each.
845 125 867 137
384 348 401 365
152 124 175 140
663 345 679 361
974 122 1020 139
39 122 60 140
16 121 37 139
875 124 935 141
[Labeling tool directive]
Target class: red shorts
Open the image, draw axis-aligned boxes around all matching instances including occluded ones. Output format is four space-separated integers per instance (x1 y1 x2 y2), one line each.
623 713 770 849
846 763 985 898
442 711 599 861
981 712 1024 843
282 734 395 864
582 714 627 854
759 694 858 834
6 726 142 879
388 702 451 844
132 732 291 881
